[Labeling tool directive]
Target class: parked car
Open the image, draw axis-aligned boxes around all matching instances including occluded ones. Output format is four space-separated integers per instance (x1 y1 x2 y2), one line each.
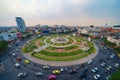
93 74 100 80
92 67 98 73
52 70 61 74
18 72 27 78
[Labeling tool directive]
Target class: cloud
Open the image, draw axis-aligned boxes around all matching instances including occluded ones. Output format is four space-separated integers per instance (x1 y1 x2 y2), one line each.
0 0 120 26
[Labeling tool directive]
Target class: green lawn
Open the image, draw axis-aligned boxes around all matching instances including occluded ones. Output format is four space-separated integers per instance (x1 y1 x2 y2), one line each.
39 49 84 57
53 41 72 46
109 68 120 80
46 46 57 50
31 52 92 61
64 45 78 50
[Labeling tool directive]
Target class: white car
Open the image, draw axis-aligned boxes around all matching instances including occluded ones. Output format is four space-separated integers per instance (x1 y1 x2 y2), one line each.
110 54 115 59
106 75 110 80
43 65 50 69
88 60 92 64
106 66 112 71
18 72 27 78
114 63 119 68
15 63 20 68
94 74 100 80
35 72 44 76
60 67 68 72
92 67 98 73
12 53 16 56
101 62 106 67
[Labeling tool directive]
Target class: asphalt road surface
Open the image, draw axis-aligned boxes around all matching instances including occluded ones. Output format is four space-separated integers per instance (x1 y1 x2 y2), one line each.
0 37 120 80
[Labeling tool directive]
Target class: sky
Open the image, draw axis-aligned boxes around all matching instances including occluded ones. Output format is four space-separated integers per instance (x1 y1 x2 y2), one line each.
0 0 120 26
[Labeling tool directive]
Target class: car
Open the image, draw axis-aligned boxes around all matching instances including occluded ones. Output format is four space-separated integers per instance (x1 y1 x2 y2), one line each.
48 75 57 80
17 57 22 61
82 67 88 72
92 67 98 73
18 72 27 78
105 75 110 80
15 49 18 51
24 60 30 64
104 47 107 49
110 54 115 59
80 64 84 67
106 66 112 71
12 53 16 57
15 63 20 68
74 66 80 70
68 69 77 74
60 67 68 72
52 70 61 74
87 60 92 64
114 63 119 68
93 74 100 80
35 72 44 76
43 65 50 69
101 62 106 67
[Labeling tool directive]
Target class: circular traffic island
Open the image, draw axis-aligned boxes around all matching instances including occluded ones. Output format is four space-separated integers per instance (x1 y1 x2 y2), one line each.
22 34 97 62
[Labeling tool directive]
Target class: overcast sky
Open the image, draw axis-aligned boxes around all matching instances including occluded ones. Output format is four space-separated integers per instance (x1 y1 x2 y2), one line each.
0 0 120 26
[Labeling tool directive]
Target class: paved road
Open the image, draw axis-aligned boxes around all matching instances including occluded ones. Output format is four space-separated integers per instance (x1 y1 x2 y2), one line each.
0 36 120 80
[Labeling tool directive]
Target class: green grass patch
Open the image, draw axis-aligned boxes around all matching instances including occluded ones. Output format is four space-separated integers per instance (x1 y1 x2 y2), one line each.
39 49 84 57
46 46 57 50
64 45 78 50
53 41 72 46
109 68 120 80
31 51 93 61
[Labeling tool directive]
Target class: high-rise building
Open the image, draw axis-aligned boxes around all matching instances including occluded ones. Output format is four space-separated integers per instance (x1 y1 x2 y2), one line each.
15 17 26 32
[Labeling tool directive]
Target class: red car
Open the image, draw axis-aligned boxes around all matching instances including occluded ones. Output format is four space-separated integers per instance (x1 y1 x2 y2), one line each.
17 57 22 61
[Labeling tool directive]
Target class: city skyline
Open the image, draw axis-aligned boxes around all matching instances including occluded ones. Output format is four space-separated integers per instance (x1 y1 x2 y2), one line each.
0 0 120 26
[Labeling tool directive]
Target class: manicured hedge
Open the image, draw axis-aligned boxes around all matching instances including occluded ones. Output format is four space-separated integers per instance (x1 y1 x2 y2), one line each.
64 45 78 50
39 49 84 57
31 52 91 61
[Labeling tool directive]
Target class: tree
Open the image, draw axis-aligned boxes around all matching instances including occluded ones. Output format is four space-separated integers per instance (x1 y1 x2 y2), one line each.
0 40 8 52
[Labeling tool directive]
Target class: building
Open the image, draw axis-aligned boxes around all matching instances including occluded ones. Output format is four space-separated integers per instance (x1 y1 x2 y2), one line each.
1 32 10 41
15 17 26 32
113 25 120 28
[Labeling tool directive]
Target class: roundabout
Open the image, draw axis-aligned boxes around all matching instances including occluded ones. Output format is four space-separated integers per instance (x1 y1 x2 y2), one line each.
1 34 120 80
22 34 97 66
